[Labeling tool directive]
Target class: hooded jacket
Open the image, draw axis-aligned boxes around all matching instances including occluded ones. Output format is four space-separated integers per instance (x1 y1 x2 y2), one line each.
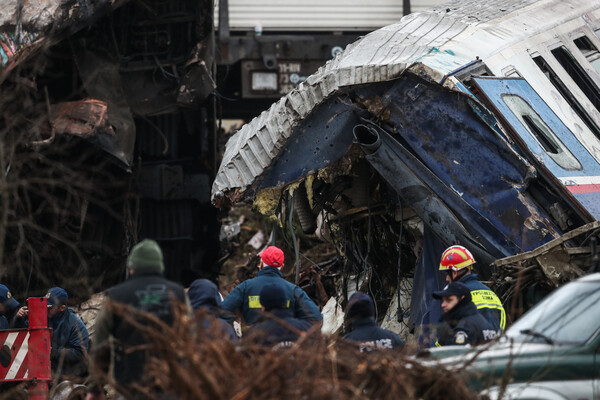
187 279 236 340
248 308 311 347
436 297 498 346
343 293 404 351
221 266 322 325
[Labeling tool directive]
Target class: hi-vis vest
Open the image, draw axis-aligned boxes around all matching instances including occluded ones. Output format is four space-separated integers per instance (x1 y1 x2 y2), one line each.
470 289 506 331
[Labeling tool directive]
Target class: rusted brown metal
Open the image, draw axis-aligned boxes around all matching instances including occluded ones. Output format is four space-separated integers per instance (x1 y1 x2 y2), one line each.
34 99 111 143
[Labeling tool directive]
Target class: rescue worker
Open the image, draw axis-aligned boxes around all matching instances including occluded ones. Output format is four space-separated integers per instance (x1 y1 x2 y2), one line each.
86 239 189 400
343 292 404 352
14 287 90 379
433 281 498 346
439 245 506 332
248 283 312 348
187 278 237 340
0 284 19 330
222 245 322 325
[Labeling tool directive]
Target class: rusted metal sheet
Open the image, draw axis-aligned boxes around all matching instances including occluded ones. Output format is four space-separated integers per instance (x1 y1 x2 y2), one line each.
33 98 129 169
38 99 109 139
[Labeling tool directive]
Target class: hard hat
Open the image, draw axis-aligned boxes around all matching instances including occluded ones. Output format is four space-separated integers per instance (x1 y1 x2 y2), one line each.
439 245 475 271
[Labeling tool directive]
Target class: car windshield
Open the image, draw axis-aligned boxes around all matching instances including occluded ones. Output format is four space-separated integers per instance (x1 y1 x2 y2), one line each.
506 277 600 345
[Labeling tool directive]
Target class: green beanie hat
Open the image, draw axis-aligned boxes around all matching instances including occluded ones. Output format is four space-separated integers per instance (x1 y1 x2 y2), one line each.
127 239 165 273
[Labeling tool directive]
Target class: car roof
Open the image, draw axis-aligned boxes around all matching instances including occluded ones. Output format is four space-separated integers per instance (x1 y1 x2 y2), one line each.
576 272 600 283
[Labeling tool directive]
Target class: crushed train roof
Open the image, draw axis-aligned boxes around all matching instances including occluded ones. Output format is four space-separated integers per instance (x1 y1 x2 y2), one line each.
211 0 596 204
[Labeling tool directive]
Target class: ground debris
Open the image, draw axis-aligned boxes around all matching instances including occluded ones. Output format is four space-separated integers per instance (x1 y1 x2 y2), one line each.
490 220 600 320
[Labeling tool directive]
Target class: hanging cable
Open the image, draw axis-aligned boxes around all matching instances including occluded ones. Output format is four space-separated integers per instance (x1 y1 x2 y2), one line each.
397 205 404 322
288 194 301 284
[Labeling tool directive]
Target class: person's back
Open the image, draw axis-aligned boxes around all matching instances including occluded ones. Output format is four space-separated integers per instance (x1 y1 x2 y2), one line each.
89 239 187 399
458 273 505 332
343 292 404 352
221 246 322 325
248 283 312 348
433 282 498 346
188 278 237 341
105 267 186 388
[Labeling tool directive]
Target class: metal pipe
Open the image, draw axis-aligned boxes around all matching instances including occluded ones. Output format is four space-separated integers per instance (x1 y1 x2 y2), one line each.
352 124 381 154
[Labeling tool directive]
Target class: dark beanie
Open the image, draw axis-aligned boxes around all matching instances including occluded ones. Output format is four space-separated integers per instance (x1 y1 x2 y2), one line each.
259 284 287 311
346 292 375 319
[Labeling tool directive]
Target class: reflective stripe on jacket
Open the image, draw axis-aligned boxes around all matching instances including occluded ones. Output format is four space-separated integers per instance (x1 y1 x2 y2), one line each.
460 274 506 331
221 267 322 325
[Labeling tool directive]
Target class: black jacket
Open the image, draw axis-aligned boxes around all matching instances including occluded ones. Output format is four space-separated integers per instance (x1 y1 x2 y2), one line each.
92 270 187 396
436 299 498 346
344 317 405 352
249 308 311 347
187 279 237 341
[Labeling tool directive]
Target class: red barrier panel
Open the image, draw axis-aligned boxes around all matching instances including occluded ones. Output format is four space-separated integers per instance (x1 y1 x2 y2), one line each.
0 297 51 399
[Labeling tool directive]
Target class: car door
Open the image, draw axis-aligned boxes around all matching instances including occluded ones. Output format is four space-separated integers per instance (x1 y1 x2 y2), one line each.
595 336 600 400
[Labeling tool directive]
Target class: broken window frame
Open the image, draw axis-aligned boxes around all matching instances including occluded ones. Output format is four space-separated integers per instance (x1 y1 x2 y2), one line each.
531 53 600 142
501 93 582 171
573 35 600 76
549 44 600 113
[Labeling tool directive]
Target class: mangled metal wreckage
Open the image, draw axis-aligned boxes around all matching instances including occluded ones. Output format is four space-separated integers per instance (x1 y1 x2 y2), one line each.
212 0 600 335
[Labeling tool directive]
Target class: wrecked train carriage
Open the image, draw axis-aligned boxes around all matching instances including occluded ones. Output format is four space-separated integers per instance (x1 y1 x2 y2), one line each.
1 0 219 295
212 0 600 333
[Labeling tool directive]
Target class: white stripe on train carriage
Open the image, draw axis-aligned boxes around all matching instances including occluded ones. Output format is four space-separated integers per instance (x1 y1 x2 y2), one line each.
559 176 600 185
6 332 29 380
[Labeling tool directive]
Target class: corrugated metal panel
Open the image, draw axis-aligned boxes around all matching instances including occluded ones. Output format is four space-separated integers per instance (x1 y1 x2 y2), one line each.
215 0 443 31
212 0 599 203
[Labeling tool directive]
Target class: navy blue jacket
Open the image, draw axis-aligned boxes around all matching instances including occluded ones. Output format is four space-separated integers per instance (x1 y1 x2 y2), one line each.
344 317 405 352
49 308 90 377
221 267 322 325
248 308 311 347
436 299 498 346
0 315 8 330
187 279 237 340
459 274 506 332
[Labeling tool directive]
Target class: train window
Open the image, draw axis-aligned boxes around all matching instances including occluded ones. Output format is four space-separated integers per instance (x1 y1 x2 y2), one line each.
533 55 600 141
551 46 600 111
502 94 582 170
573 36 600 75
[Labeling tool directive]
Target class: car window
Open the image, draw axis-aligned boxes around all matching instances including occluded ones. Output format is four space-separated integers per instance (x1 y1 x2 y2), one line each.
506 279 600 345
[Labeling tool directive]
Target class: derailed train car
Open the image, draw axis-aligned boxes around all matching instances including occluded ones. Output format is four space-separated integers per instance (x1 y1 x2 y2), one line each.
212 0 600 335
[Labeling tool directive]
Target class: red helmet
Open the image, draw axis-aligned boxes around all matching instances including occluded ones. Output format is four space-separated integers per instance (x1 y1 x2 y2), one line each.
439 245 475 271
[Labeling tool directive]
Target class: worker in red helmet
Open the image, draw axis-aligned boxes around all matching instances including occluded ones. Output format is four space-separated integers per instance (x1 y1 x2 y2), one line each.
439 245 506 332
221 245 322 326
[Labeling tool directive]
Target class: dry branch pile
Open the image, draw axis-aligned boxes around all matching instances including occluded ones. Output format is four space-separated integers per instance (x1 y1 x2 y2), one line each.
91 306 479 400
